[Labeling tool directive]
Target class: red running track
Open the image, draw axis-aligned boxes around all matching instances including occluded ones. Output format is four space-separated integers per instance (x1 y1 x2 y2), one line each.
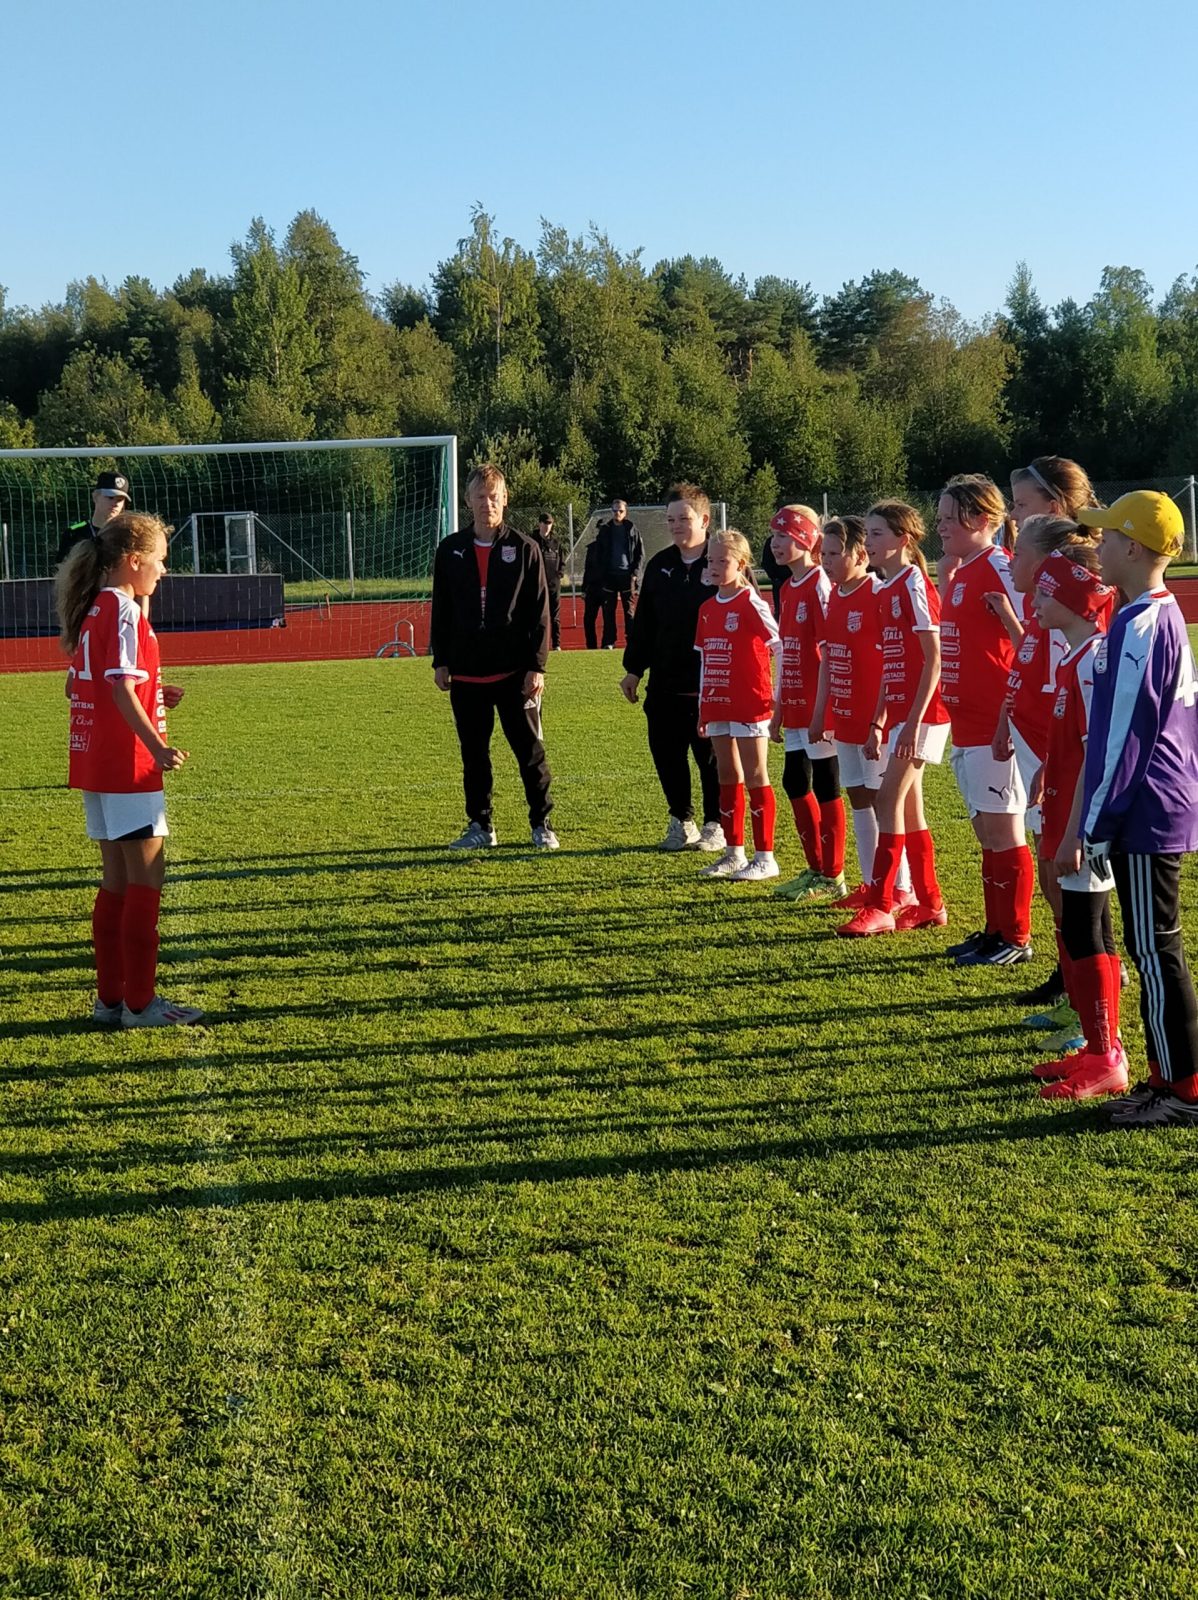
0 597 605 672
5 584 1198 674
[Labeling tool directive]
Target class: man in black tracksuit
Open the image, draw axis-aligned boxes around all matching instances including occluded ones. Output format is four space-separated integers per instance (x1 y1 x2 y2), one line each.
533 512 565 649
584 499 643 649
431 464 557 850
620 483 723 851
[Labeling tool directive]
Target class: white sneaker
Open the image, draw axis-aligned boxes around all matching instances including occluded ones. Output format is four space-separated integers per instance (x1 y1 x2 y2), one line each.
697 821 727 853
121 995 205 1028
448 821 498 849
698 847 746 879
660 816 701 851
730 853 780 882
531 824 560 851
92 998 123 1026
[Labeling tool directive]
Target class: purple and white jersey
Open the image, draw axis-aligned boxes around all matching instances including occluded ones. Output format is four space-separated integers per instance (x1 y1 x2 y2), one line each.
1082 589 1198 853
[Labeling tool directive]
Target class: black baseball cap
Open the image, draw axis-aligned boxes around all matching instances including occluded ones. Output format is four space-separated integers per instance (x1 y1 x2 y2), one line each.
94 471 131 501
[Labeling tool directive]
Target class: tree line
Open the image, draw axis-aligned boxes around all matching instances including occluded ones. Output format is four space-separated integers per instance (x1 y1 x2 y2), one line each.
2 205 1196 525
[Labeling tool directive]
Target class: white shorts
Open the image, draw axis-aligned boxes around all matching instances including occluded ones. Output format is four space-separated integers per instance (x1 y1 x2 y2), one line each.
705 719 771 739
82 789 168 842
1058 861 1115 893
1011 723 1043 834
885 721 949 765
949 744 1026 817
835 738 888 791
783 727 837 758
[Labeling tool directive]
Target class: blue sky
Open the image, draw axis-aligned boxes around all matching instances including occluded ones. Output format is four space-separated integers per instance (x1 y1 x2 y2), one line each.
7 0 1197 323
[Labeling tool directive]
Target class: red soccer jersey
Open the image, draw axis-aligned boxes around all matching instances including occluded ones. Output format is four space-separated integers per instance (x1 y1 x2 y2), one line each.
777 567 831 729
696 586 779 725
938 546 1019 746
68 588 165 794
878 566 949 727
1040 634 1102 860
818 576 882 745
1005 608 1069 761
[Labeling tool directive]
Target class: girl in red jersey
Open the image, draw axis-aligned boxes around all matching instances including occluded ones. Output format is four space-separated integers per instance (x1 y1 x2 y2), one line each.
56 513 204 1029
694 529 781 881
838 501 950 937
809 515 913 911
1026 549 1127 1101
766 504 845 902
936 475 1033 969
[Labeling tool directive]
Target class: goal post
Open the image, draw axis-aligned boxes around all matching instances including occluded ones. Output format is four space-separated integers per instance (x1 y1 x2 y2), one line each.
0 436 457 670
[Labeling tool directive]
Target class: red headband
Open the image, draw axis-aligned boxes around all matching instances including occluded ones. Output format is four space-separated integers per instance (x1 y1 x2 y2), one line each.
770 506 821 551
1034 550 1116 623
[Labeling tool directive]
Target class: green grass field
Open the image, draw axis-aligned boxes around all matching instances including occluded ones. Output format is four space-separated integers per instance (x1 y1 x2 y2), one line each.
2 653 1198 1599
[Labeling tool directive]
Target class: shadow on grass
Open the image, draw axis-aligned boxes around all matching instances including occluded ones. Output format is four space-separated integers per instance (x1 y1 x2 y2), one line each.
0 1106 1109 1225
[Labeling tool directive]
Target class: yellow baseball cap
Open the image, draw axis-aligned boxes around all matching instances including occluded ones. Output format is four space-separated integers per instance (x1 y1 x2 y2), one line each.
1076 491 1185 557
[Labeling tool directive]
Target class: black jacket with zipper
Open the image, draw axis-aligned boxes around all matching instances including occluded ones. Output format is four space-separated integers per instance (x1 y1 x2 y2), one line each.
430 524 550 678
621 541 715 697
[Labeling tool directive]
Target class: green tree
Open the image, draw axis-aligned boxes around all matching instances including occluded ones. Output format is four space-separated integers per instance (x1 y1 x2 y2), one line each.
35 348 173 446
223 218 318 441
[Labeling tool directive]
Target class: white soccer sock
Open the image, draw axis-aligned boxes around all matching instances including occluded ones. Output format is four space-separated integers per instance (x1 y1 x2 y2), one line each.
851 806 879 883
896 848 913 893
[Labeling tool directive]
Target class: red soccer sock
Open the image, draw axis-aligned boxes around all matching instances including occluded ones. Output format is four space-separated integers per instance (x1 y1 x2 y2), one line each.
790 792 822 872
1170 1072 1198 1102
906 829 943 911
720 783 746 848
979 848 999 934
818 797 846 879
748 785 776 853
992 845 1034 945
1148 1061 1166 1089
867 831 905 911
1070 954 1118 1055
122 884 162 1014
92 887 126 1007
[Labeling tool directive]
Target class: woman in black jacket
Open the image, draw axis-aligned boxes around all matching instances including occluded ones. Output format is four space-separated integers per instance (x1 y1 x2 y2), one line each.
619 484 724 852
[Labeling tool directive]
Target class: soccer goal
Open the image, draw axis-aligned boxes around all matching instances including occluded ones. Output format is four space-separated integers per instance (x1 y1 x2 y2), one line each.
0 436 456 671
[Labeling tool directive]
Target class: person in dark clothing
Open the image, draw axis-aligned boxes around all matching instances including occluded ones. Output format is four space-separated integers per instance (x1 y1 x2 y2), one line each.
56 471 132 565
584 498 643 649
533 512 565 649
431 463 558 851
620 483 725 852
760 529 790 617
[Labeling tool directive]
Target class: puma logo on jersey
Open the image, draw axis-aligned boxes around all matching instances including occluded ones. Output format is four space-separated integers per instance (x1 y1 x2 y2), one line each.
1125 650 1145 667
452 549 465 559
988 784 1012 802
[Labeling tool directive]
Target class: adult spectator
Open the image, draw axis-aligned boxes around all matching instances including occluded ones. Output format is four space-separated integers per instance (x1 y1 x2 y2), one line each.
431 463 558 851
584 498 643 649
533 511 565 650
760 529 790 616
56 471 132 565
620 483 724 852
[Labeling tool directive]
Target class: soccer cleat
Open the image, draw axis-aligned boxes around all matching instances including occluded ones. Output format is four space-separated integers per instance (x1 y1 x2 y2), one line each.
531 825 560 851
793 872 847 903
970 938 1035 968
1108 1086 1198 1127
833 883 870 909
892 886 919 910
730 853 780 883
953 932 1006 966
1044 999 1082 1030
1046 1027 1088 1053
1039 1046 1130 1101
92 998 123 1026
698 847 747 879
448 821 498 850
1031 1051 1082 1082
1020 966 1066 1009
121 995 206 1029
836 906 896 937
660 815 701 852
947 929 991 959
774 868 818 899
893 901 948 931
696 821 727 853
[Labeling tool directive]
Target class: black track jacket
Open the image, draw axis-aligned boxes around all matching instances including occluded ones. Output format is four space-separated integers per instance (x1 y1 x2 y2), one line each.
430 524 550 678
622 541 715 697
